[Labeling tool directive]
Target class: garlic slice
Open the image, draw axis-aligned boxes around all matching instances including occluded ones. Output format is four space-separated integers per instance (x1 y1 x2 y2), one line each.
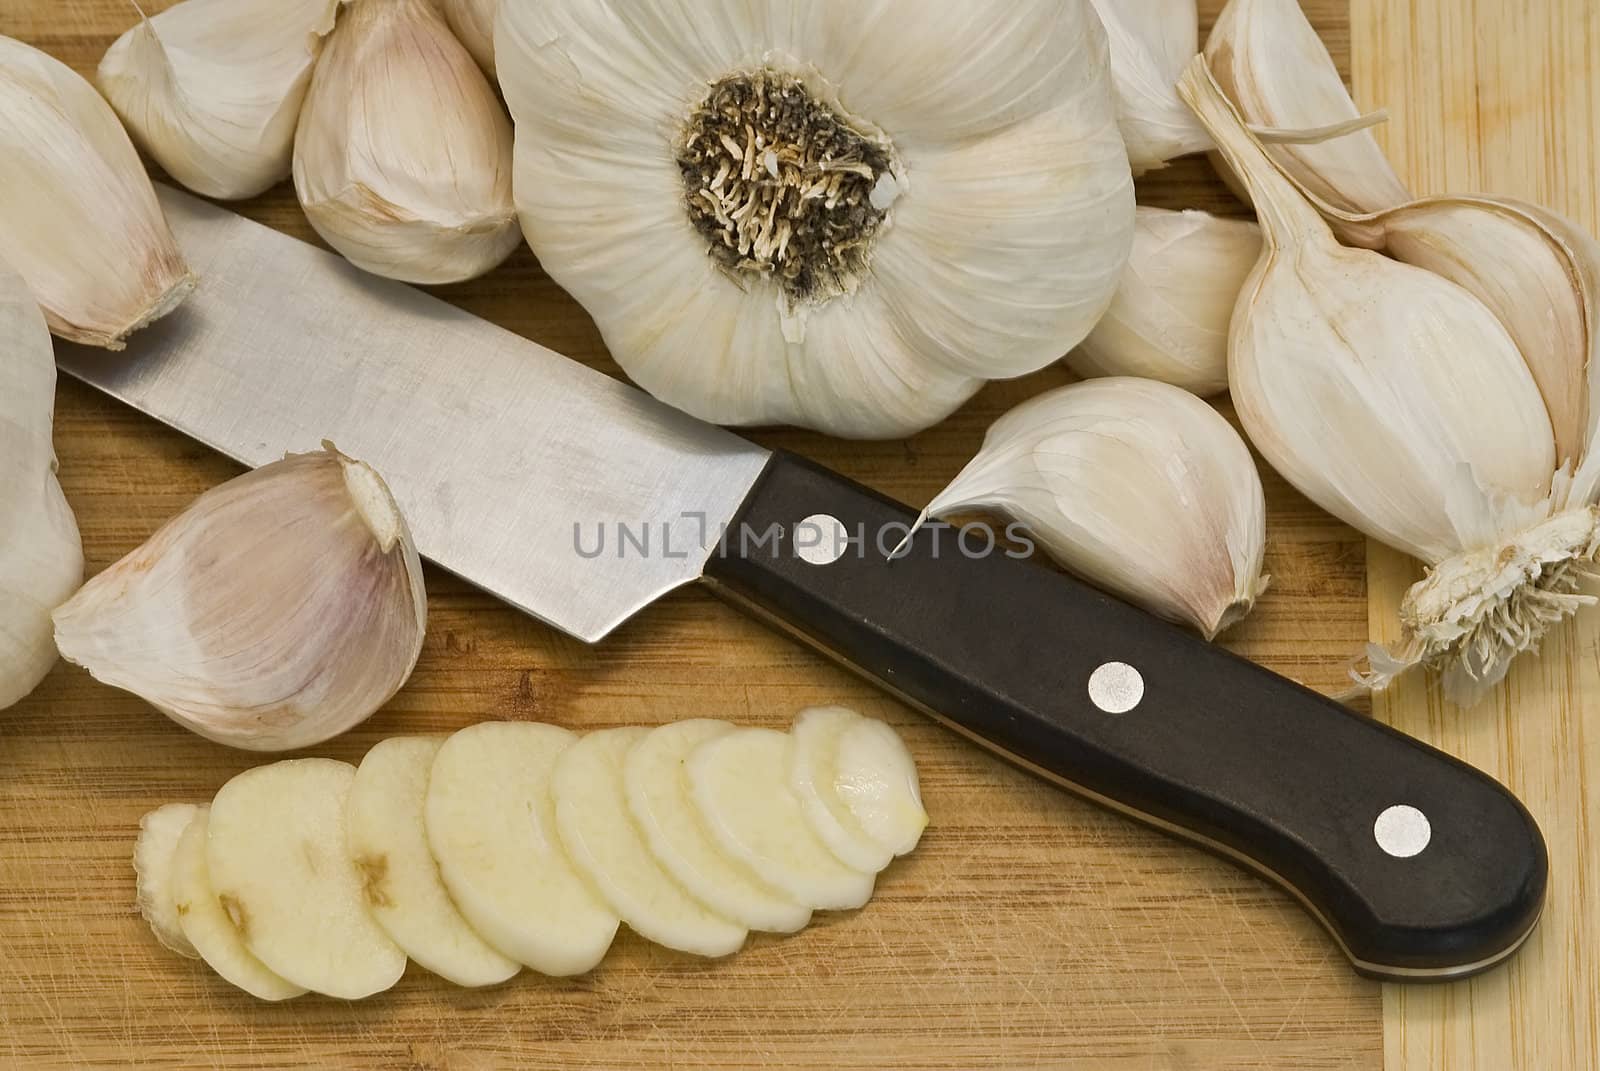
98 0 344 201
1088 0 1211 174
52 444 427 751
1205 0 1411 215
0 257 84 711
293 0 520 284
1179 56 1585 702
440 0 496 75
1071 207 1260 396
914 377 1269 640
0 35 194 349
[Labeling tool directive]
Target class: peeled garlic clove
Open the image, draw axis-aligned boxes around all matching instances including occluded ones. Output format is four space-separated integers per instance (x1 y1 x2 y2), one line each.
0 257 84 711
1204 0 1411 215
0 35 194 349
1070 207 1260 396
51 444 426 751
1088 0 1211 174
916 377 1268 640
97 0 344 201
293 0 520 284
440 0 496 75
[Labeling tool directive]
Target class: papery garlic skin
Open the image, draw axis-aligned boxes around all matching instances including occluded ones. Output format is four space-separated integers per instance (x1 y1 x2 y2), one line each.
52 445 427 752
500 0 1136 439
441 0 496 75
0 259 84 711
1205 0 1411 216
1088 0 1211 174
98 0 344 201
294 0 520 285
0 35 194 349
1071 208 1259 396
918 378 1269 639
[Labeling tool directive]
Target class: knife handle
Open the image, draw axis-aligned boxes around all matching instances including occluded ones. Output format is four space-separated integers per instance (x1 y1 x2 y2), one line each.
704 452 1546 981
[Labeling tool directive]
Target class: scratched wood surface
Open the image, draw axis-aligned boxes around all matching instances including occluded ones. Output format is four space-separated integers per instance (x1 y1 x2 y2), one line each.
0 2 1386 1068
1350 2 1600 1069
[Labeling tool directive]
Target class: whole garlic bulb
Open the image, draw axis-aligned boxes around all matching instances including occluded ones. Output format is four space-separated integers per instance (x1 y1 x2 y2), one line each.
98 0 345 201
913 378 1269 640
0 35 194 349
1 258 84 711
293 0 521 284
52 445 427 752
1088 0 1212 174
500 0 1136 439
1071 208 1260 397
440 0 496 75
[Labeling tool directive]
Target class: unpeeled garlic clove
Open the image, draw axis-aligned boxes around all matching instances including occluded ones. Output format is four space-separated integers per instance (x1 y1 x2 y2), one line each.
913 377 1269 640
293 0 521 284
1204 0 1411 215
0 257 85 711
440 0 497 76
1070 207 1260 396
52 444 427 752
1088 0 1211 174
0 35 194 349
98 0 345 201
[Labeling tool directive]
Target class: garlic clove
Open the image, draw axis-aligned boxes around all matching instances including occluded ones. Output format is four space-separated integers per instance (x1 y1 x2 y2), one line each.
0 256 84 711
97 0 344 202
293 0 520 284
1204 0 1412 216
440 0 496 75
1070 207 1261 397
51 444 426 752
917 377 1270 640
0 35 194 349
1087 0 1212 174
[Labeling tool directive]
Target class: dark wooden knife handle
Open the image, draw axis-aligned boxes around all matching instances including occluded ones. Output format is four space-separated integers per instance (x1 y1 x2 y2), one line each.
705 452 1546 981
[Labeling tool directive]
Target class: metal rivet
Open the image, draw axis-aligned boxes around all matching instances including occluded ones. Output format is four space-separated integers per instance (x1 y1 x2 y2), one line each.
795 514 849 566
1088 662 1144 714
1374 804 1432 858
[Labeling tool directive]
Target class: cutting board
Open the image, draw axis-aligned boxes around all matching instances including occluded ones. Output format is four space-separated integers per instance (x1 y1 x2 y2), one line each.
1 1 1583 1067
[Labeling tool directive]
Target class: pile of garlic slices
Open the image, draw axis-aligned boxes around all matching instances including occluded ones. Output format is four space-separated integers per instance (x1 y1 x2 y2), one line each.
135 708 926 999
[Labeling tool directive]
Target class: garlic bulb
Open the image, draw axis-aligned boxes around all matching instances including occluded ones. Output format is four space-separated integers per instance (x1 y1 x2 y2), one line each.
1205 0 1411 215
98 0 344 201
1 258 84 711
1179 57 1590 702
1071 208 1260 396
440 0 496 75
0 35 194 349
1088 0 1211 174
52 445 427 752
293 0 520 284
500 0 1136 439
912 378 1269 639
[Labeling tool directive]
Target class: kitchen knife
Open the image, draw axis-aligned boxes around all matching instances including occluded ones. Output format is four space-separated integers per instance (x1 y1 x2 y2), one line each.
57 187 1546 983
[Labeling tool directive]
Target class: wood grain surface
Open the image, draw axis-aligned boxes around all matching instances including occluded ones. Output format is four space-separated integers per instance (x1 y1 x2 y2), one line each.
1352 2 1600 1068
0 1 1399 1067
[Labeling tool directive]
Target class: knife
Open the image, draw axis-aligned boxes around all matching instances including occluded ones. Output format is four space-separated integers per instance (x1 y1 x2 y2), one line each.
58 186 1545 983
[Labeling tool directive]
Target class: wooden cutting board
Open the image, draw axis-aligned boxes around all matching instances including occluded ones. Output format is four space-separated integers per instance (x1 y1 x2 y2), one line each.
0 1 1586 1068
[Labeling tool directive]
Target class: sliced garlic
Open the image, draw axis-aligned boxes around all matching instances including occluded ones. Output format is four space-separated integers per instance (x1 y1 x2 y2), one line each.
134 803 202 959
0 257 83 711
440 0 496 75
914 378 1269 640
1088 0 1211 174
1179 57 1580 702
0 35 194 348
293 0 520 284
51 444 426 751
1071 207 1260 396
1205 0 1411 215
788 707 895 874
500 0 1135 438
98 0 343 201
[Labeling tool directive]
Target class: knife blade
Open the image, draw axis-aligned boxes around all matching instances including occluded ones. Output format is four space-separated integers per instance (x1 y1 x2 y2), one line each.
58 186 1546 983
